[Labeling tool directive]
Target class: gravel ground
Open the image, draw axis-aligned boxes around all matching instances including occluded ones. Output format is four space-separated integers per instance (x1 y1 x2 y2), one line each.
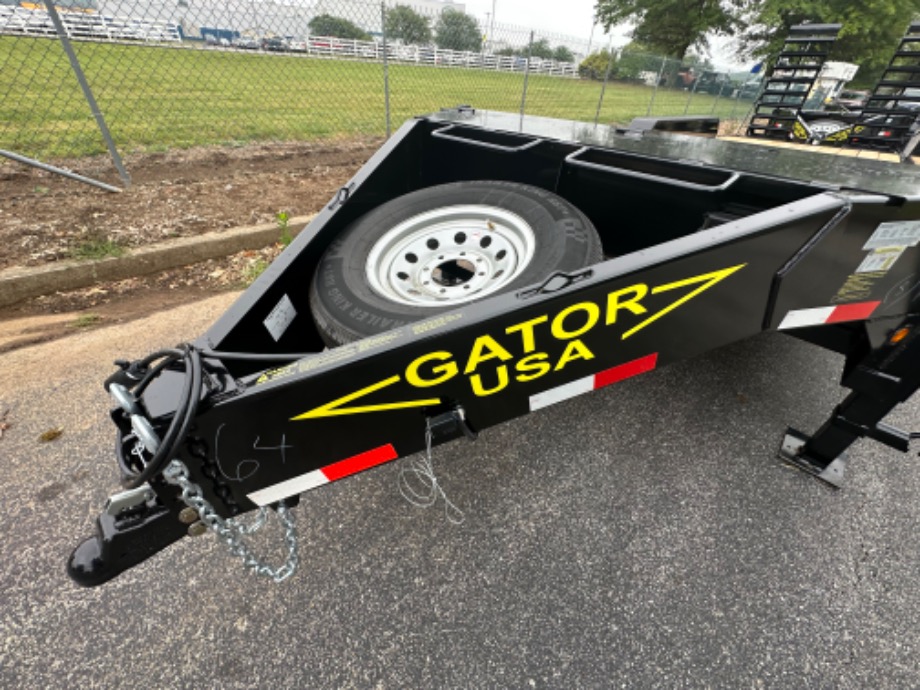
1 296 919 688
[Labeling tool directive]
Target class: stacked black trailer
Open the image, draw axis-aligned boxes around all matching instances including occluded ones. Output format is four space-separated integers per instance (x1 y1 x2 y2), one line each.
747 24 842 141
851 22 920 158
748 21 920 159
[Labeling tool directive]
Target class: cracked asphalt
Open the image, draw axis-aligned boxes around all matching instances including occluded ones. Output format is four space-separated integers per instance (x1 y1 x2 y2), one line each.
1 293 919 688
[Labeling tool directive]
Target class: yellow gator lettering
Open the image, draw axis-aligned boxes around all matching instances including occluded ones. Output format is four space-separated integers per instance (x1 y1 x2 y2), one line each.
292 264 745 419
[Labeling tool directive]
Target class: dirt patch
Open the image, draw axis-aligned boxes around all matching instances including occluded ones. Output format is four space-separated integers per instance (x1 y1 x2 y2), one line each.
0 139 379 351
0 138 380 270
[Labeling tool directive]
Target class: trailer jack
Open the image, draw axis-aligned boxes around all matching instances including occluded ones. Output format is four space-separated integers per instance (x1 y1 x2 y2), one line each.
780 421 920 487
779 429 849 487
779 344 920 487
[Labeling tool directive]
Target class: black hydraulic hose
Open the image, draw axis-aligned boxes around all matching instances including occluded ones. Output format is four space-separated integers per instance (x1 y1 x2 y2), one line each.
121 347 194 487
201 348 313 362
138 348 185 368
122 345 202 489
133 351 183 397
120 345 328 488
150 348 202 479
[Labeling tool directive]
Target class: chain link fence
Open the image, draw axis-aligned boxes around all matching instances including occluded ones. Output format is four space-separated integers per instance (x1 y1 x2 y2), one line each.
0 0 755 186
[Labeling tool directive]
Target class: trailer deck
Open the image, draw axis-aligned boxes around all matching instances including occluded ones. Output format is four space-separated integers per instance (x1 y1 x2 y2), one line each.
68 110 920 587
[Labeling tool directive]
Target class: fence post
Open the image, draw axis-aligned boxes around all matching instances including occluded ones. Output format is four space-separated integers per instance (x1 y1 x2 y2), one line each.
710 81 727 115
646 55 667 117
593 43 615 126
682 74 700 115
520 31 534 120
0 149 122 193
380 1 391 137
43 0 130 187
729 86 743 123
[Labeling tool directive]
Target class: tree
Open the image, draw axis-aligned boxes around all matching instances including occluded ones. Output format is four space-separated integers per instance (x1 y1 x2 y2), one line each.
528 37 555 59
594 0 737 58
616 41 670 81
435 9 482 52
308 14 370 41
385 4 432 45
579 49 616 79
553 46 575 63
683 52 714 71
738 0 920 87
597 0 919 79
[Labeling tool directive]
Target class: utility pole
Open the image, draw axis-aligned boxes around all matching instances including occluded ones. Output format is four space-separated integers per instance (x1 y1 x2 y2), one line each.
489 0 496 50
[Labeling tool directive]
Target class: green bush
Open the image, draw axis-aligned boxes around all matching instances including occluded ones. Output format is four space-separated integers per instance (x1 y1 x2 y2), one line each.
579 50 615 81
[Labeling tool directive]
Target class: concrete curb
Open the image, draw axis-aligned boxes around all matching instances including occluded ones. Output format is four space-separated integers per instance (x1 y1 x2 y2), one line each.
0 214 315 309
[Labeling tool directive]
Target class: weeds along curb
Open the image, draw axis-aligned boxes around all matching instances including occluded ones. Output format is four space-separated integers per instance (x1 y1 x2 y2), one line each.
0 215 315 309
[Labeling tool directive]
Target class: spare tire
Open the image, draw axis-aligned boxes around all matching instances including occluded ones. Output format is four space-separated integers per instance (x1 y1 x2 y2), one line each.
309 180 603 346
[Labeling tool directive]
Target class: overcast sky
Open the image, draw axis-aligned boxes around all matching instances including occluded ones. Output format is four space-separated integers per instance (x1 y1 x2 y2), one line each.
463 0 618 42
461 0 749 70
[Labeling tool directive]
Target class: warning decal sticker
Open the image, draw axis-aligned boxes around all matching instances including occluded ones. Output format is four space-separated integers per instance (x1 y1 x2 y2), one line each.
863 221 920 251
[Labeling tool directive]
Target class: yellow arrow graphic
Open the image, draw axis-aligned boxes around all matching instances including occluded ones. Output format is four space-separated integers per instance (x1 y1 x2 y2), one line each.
622 264 746 339
291 375 440 420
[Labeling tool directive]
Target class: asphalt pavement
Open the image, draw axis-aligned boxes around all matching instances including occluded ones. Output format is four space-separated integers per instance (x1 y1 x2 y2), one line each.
1 293 919 688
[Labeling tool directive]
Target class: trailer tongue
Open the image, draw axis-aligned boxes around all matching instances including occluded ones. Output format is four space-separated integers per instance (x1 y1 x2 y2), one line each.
68 110 920 587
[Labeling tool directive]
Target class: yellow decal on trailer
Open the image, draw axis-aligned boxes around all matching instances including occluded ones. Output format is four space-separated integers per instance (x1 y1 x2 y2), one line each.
292 264 745 420
290 376 441 420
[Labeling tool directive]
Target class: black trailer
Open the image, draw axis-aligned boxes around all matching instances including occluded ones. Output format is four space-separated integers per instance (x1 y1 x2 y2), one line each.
68 110 920 587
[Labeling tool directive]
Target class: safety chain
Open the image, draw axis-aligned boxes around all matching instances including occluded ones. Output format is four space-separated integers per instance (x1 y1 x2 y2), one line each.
163 459 299 583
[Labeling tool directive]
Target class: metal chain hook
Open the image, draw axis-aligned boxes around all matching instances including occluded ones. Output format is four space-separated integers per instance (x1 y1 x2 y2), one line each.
163 460 298 583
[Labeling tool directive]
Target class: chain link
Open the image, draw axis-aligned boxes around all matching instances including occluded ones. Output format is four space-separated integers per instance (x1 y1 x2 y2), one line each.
163 459 298 583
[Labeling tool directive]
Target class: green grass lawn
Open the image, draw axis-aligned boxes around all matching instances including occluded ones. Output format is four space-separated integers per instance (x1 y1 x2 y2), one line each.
0 36 750 158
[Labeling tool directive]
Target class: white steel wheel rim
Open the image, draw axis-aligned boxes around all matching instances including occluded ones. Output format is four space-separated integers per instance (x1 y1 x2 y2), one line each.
365 204 536 307
809 120 844 135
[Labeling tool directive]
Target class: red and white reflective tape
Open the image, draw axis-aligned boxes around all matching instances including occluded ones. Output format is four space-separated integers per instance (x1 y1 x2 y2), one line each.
529 353 658 411
777 301 880 330
251 354 659 503
247 443 398 506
